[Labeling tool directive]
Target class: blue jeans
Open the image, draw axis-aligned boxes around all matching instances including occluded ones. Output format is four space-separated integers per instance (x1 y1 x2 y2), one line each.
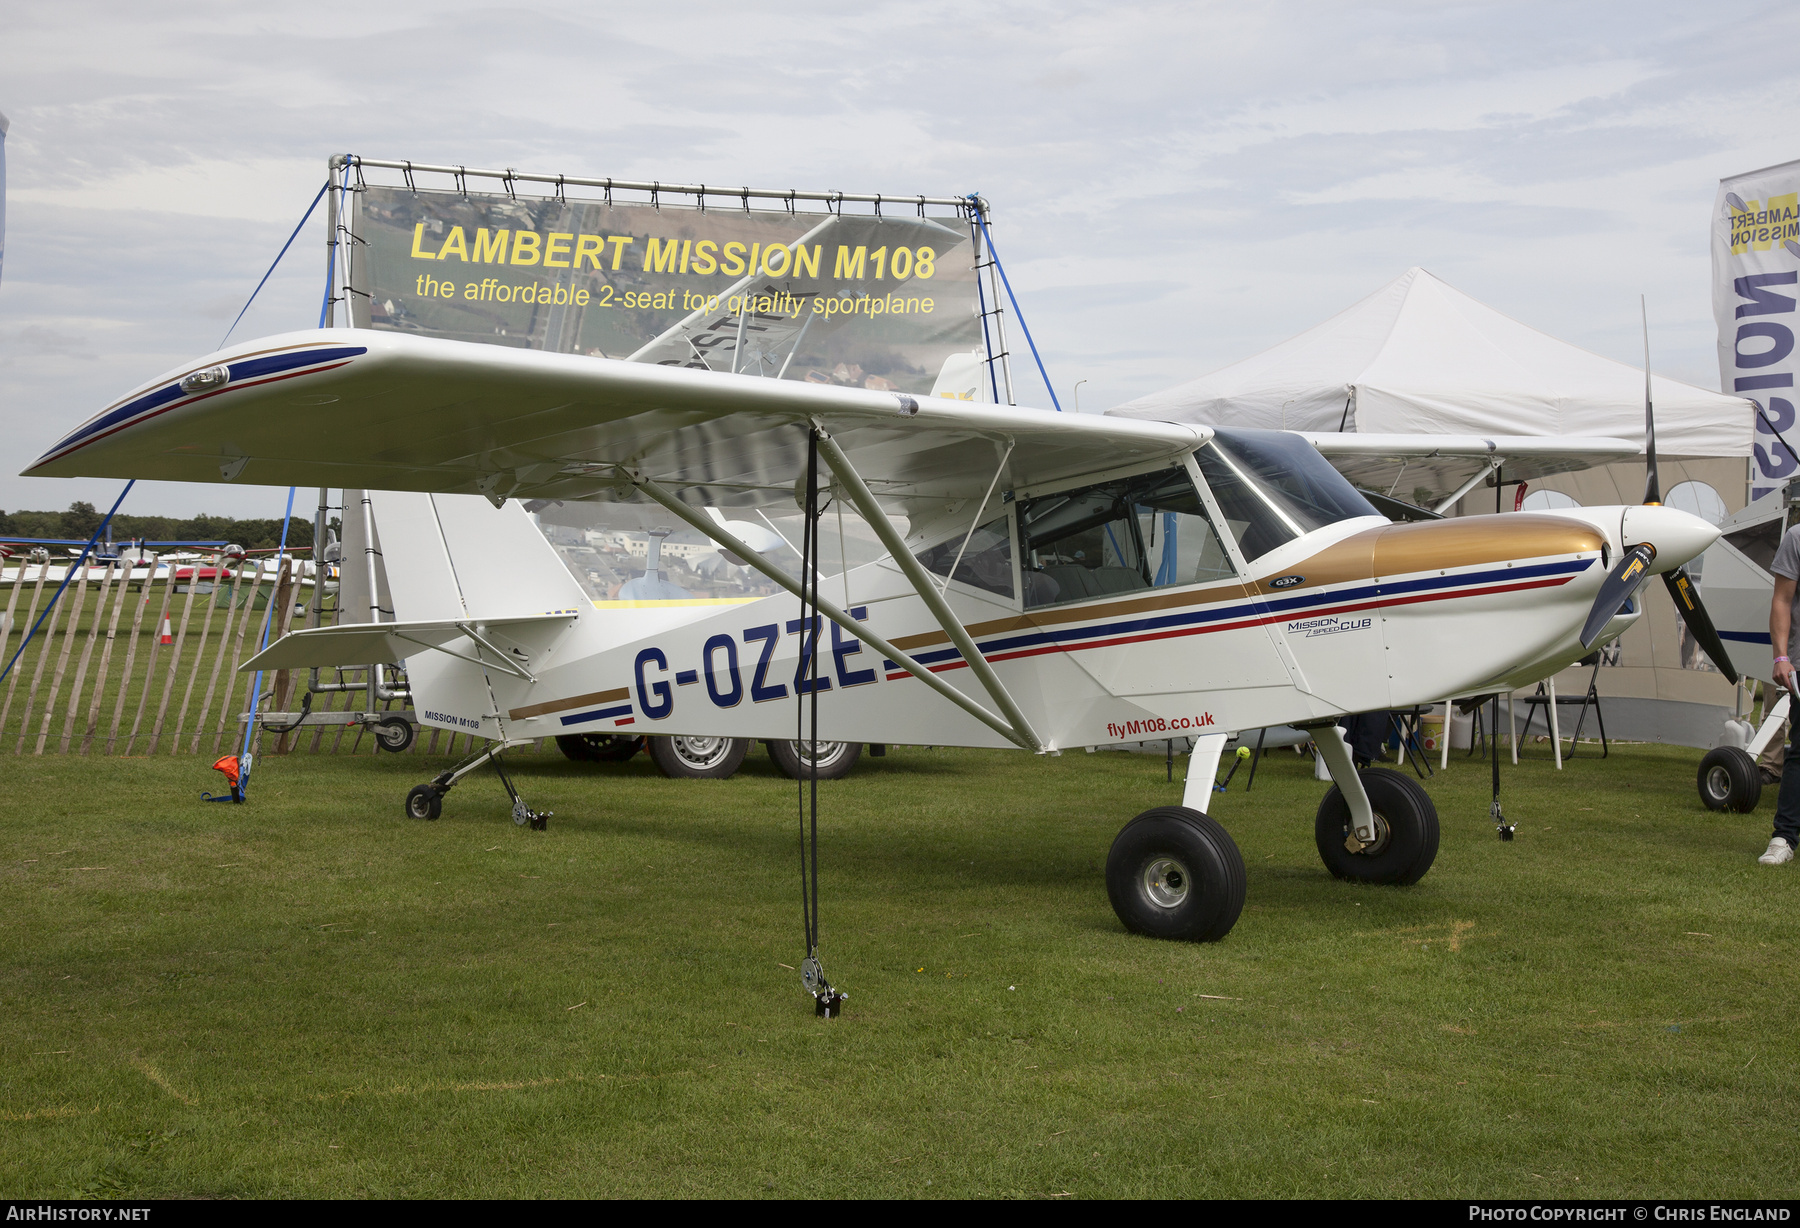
1776 726 1800 849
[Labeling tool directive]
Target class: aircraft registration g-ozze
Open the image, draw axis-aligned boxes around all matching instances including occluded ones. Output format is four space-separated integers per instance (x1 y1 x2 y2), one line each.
27 328 1739 946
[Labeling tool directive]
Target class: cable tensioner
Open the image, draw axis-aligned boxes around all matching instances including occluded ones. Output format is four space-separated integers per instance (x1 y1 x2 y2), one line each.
802 956 845 1018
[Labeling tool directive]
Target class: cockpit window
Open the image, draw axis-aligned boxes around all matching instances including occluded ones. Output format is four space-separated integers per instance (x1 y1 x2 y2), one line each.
1018 466 1237 608
1193 428 1381 562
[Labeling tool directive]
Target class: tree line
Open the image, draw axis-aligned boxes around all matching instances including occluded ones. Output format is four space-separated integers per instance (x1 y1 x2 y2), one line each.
0 502 334 551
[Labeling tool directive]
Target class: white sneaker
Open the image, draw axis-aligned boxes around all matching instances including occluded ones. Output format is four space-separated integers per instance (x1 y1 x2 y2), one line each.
1758 838 1795 866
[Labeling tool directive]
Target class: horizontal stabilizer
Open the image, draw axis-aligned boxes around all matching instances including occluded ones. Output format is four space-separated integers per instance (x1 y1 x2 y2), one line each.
239 613 575 673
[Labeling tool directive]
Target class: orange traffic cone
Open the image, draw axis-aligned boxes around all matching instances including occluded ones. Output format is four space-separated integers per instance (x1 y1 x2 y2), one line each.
159 615 173 645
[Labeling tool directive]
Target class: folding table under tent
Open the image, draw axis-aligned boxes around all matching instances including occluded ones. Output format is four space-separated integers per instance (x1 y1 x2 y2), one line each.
1106 266 1755 506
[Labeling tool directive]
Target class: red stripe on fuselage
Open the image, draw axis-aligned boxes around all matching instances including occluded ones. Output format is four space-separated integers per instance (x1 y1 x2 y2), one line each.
881 574 1577 679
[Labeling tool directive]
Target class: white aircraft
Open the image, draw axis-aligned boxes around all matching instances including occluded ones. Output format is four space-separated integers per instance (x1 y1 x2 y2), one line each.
26 329 1735 954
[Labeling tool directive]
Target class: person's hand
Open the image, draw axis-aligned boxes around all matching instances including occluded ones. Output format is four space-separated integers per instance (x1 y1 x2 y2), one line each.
1776 657 1796 695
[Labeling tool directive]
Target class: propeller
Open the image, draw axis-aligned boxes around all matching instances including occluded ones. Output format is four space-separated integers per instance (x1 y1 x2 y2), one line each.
1577 298 1739 684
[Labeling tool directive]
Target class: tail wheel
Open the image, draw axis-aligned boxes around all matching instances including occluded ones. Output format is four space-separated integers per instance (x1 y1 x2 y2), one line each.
555 734 644 763
767 739 862 780
1697 746 1762 813
374 716 415 754
1315 766 1439 885
1104 806 1246 942
647 735 750 779
404 784 442 821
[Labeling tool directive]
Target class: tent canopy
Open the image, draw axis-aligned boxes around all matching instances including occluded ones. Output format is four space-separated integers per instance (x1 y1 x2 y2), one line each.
1108 267 1753 501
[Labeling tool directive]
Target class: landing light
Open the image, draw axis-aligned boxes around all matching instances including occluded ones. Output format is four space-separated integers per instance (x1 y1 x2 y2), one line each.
180 365 230 394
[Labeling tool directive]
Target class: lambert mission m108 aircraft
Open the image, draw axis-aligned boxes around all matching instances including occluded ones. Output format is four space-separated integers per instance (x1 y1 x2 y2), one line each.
26 329 1738 947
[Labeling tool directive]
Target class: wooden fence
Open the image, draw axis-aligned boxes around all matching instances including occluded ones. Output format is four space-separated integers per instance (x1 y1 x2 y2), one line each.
0 554 493 758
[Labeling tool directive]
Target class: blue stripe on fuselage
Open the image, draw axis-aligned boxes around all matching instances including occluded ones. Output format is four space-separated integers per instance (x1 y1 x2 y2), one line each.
560 703 635 726
884 557 1595 670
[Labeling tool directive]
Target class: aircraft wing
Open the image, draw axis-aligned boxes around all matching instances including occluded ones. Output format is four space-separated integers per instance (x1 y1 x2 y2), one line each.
238 613 574 672
27 329 1204 527
1290 432 1640 506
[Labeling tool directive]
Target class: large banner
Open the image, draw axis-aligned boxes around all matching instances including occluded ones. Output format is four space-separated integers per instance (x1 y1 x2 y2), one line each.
1714 159 1800 502
348 186 985 399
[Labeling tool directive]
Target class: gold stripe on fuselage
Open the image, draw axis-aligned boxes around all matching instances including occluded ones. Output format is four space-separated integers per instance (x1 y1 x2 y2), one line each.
891 514 1604 654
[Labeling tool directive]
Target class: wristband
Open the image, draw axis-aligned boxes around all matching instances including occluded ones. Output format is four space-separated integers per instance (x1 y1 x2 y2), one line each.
1779 657 1791 664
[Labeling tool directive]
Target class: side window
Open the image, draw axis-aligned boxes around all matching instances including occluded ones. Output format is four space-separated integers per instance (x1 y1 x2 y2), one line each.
1019 467 1237 608
916 515 1014 599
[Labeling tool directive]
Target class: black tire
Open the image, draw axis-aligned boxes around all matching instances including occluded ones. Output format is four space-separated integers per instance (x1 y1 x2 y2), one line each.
404 784 442 821
1315 767 1439 885
374 716 414 754
766 739 862 780
1697 746 1762 813
555 733 643 763
1105 806 1246 942
646 734 750 779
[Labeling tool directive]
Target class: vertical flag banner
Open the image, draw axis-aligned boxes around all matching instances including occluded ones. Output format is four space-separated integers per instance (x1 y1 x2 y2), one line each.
347 187 984 399
1714 158 1800 502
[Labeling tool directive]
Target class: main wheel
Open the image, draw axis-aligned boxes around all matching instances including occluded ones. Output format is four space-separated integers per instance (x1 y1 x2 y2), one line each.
1315 766 1439 884
1105 806 1246 942
1697 746 1762 813
555 733 644 763
404 784 442 821
647 734 750 779
767 739 862 780
374 716 415 753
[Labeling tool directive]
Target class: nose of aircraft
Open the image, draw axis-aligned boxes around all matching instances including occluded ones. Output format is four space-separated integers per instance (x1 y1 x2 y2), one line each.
1620 504 1721 572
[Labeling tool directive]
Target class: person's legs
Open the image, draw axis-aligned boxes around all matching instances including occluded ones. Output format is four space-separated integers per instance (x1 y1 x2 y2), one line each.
1764 726 1800 862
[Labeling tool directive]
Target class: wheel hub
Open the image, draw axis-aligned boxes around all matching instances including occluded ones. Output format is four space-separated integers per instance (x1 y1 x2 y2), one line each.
1345 813 1392 855
1706 764 1732 801
1141 856 1191 909
671 735 732 770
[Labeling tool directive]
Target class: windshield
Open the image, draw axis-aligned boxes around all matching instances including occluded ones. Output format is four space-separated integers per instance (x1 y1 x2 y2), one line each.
1193 429 1381 562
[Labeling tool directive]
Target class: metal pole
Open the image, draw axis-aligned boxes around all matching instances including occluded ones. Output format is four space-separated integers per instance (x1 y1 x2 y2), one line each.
332 157 971 208
974 202 1016 406
323 157 341 329
361 491 381 713
630 475 1026 748
814 431 1042 751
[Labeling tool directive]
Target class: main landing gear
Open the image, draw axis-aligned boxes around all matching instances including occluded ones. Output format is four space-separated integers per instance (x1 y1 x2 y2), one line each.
1103 723 1440 942
403 739 553 830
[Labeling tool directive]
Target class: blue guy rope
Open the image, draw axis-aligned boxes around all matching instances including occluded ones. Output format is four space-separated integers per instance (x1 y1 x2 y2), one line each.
235 485 299 799
970 206 1063 412
318 160 352 329
0 480 135 688
219 180 330 349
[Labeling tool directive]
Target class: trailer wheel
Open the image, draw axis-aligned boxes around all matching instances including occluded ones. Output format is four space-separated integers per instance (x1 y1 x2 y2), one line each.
767 739 862 780
647 735 750 779
1315 767 1439 885
1104 806 1246 941
555 734 643 763
405 784 442 821
1697 746 1761 813
374 716 414 754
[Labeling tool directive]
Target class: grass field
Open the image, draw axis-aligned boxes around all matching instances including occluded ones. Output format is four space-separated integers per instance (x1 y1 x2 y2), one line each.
1 736 1795 1199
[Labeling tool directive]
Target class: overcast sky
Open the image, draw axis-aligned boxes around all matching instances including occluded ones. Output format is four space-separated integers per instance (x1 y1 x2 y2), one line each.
1 1 1795 519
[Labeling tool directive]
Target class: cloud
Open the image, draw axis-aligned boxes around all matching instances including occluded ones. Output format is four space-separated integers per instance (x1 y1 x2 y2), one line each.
0 0 1795 512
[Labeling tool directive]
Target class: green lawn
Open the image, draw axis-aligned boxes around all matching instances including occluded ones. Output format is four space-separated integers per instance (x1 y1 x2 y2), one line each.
0 738 1793 1198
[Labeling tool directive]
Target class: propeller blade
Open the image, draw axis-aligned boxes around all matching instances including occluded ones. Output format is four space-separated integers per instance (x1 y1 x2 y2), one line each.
1663 566 1740 684
1642 295 1660 506
1581 542 1657 648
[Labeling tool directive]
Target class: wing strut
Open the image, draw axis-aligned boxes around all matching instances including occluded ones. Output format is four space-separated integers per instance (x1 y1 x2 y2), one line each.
628 472 1038 751
1431 457 1505 516
813 429 1045 753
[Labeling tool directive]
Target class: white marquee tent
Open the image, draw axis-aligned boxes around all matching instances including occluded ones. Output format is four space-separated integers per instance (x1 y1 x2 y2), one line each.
1108 267 1754 499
